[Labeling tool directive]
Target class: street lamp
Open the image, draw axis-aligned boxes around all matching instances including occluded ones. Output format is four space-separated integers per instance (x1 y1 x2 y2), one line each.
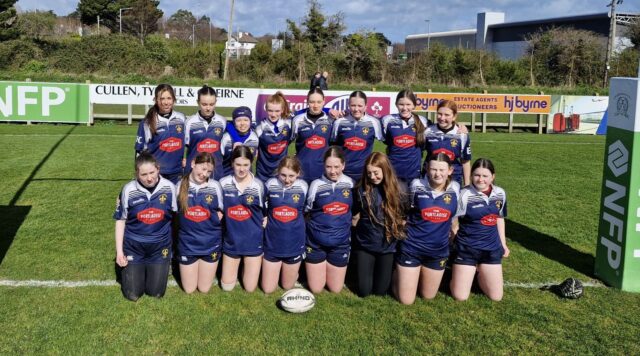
119 7 133 34
425 19 430 52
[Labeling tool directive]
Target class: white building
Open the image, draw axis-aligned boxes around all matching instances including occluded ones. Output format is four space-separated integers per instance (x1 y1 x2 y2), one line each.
225 32 258 57
406 12 639 60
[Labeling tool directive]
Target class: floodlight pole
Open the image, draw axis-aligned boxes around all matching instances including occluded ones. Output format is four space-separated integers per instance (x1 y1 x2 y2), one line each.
223 0 235 81
119 7 133 34
604 0 621 87
425 19 431 52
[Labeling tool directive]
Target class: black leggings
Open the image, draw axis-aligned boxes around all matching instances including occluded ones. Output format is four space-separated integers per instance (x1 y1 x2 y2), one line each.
354 250 394 297
121 262 170 301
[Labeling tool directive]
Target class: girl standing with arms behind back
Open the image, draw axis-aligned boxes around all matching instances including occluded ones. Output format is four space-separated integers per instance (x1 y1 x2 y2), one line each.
184 85 227 180
255 92 293 182
135 84 186 184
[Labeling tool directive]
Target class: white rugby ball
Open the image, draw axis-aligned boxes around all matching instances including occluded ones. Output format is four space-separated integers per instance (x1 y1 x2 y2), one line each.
279 288 315 313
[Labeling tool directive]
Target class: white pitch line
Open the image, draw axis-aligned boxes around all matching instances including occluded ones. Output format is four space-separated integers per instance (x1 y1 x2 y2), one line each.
0 279 605 289
474 140 601 145
0 134 132 138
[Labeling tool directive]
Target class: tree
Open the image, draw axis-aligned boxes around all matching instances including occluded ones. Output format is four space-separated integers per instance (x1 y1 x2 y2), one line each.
166 9 195 41
0 0 19 40
76 0 119 31
121 0 163 44
16 10 56 39
628 18 640 50
299 0 344 54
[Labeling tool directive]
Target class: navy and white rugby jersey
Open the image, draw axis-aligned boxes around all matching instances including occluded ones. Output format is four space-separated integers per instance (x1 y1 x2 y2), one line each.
422 124 471 186
305 174 354 247
403 179 460 256
135 111 186 176
177 178 224 256
455 184 507 251
291 112 334 183
331 114 383 181
113 178 177 244
219 174 265 255
184 112 227 179
219 130 259 177
255 118 293 182
264 177 308 257
381 114 429 181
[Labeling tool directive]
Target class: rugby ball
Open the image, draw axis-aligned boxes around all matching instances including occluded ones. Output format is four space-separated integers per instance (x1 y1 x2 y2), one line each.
279 288 315 313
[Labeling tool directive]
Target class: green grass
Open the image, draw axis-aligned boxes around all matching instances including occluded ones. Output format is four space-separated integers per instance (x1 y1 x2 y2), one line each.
1 124 639 353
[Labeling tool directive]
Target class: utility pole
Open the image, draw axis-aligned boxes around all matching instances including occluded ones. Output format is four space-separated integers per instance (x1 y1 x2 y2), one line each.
604 0 622 87
223 0 235 81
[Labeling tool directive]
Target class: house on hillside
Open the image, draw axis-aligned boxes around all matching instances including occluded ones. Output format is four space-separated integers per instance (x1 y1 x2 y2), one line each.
225 32 258 57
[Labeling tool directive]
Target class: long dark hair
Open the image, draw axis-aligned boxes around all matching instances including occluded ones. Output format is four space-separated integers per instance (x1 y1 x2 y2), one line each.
396 89 425 148
179 152 215 212
144 84 176 136
359 152 406 241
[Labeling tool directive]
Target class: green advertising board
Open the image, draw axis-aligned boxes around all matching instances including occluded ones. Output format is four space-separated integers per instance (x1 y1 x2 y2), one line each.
0 81 90 123
595 78 640 292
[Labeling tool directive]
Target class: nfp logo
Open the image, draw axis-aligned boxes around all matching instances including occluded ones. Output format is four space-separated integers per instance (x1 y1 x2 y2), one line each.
600 139 629 271
0 85 67 117
607 140 628 177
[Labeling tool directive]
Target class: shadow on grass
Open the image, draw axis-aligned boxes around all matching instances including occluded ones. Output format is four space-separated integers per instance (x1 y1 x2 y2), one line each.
0 206 32 265
506 219 595 278
1 126 76 266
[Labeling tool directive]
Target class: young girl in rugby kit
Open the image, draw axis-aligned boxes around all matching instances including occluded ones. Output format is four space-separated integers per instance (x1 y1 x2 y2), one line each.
114 152 177 301
261 156 308 294
184 85 227 180
135 84 186 184
291 88 334 184
305 146 354 294
352 152 406 297
394 153 460 305
450 158 509 301
255 92 293 182
219 146 265 292
423 100 471 187
220 106 259 177
381 90 428 188
331 91 383 182
176 152 224 294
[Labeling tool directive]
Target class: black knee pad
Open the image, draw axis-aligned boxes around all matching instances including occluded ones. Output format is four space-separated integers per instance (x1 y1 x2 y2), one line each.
145 262 170 298
121 264 145 301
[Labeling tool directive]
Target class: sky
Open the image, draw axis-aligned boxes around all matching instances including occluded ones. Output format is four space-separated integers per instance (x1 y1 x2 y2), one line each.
15 0 640 43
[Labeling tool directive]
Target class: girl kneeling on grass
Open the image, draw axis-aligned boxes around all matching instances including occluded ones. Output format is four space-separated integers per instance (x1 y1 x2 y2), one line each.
305 146 354 293
261 156 308 294
394 153 460 304
450 158 509 301
114 152 176 301
176 152 224 294
352 152 406 297
219 146 265 292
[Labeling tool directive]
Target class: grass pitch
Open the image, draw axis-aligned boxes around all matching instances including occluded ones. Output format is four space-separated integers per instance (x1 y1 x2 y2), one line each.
1 123 638 354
